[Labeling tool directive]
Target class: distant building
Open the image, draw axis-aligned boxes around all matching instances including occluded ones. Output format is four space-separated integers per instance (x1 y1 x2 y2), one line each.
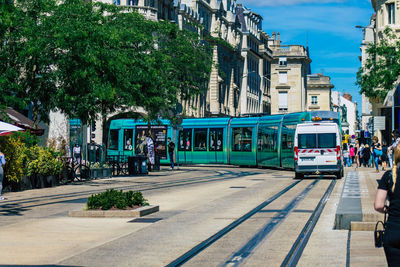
331 91 358 136
269 38 311 114
306 74 333 112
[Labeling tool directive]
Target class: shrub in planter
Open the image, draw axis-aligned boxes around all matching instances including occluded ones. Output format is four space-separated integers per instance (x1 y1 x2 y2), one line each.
87 189 149 210
0 136 27 184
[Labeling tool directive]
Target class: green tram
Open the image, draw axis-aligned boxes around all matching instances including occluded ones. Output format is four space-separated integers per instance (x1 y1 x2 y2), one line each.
107 111 340 169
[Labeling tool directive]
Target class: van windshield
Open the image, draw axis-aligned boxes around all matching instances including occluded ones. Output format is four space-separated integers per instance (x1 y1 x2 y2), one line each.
298 133 336 149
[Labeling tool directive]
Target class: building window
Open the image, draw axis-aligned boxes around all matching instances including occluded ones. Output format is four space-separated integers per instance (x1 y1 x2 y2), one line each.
279 72 287 84
127 0 138 5
311 95 318 105
387 3 395 24
113 0 121 5
278 91 288 111
279 57 287 67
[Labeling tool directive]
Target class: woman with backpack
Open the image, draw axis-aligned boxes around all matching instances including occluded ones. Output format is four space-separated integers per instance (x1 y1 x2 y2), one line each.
372 136 383 173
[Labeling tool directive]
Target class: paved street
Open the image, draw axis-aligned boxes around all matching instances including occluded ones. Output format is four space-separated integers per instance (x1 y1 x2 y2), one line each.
0 166 387 266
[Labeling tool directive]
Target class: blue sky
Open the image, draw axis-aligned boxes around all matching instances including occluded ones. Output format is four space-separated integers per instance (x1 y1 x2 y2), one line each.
241 0 374 112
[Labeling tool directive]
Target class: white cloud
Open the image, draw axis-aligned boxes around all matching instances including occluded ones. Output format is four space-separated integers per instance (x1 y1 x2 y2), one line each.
241 0 348 7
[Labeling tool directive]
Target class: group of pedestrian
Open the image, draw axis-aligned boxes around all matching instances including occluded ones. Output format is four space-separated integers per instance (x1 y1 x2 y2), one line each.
346 132 399 172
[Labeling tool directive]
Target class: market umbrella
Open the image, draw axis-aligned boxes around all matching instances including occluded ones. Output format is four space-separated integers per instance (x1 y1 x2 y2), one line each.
0 121 24 136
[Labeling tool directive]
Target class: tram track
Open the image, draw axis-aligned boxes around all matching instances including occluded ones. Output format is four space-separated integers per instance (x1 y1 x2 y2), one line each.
166 178 337 267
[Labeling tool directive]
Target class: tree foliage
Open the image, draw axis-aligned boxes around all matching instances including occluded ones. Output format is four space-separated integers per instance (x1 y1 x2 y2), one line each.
0 0 213 128
356 28 400 100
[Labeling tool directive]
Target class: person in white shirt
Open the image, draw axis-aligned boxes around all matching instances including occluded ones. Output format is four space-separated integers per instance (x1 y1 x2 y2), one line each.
73 144 81 164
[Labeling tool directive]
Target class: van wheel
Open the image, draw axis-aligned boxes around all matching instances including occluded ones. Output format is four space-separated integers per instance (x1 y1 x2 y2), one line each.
336 170 342 179
295 172 304 179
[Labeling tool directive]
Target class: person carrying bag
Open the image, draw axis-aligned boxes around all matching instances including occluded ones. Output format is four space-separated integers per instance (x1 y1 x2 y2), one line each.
375 206 387 248
375 145 400 266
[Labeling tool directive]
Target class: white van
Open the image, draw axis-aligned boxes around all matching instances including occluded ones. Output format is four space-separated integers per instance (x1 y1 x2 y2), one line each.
294 122 343 179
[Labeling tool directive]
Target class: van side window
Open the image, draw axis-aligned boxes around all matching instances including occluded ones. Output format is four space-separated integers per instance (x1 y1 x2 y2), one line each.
232 127 253 152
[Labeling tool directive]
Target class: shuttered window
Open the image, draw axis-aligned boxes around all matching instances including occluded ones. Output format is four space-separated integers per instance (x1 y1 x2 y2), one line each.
279 72 287 84
278 92 288 110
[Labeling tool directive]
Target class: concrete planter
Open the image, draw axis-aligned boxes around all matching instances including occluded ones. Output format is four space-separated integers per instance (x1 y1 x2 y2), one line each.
90 167 112 179
69 205 159 218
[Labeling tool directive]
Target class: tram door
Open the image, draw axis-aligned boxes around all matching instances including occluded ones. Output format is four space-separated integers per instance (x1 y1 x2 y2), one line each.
178 129 192 163
281 124 297 168
209 128 224 164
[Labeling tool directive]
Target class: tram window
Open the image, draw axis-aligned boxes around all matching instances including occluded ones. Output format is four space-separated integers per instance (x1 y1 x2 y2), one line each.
232 127 252 152
209 128 223 151
108 129 119 150
282 133 288 149
258 126 277 152
194 129 207 151
318 133 336 148
123 129 133 151
298 134 316 149
178 129 192 151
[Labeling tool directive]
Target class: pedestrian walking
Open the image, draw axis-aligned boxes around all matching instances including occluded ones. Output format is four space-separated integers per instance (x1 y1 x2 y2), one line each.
357 141 362 168
372 136 383 173
350 145 355 167
73 143 81 165
382 141 388 171
363 144 371 167
343 144 350 167
0 151 5 200
146 134 155 172
389 130 400 168
167 137 175 170
375 145 400 266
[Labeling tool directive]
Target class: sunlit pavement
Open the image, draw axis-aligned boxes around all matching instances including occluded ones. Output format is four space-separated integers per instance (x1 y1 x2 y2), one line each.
0 166 387 266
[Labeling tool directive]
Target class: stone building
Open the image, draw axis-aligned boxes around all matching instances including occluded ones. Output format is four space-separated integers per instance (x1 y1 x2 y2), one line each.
306 74 333 111
331 91 358 135
359 14 375 132
269 38 311 114
358 0 400 141
236 5 273 115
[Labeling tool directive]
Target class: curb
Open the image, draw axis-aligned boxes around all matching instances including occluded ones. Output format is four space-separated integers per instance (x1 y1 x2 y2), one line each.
68 205 159 218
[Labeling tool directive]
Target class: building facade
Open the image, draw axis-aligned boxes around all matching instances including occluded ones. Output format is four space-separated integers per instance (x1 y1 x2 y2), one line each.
270 39 311 114
359 14 375 132
331 91 358 136
306 74 333 111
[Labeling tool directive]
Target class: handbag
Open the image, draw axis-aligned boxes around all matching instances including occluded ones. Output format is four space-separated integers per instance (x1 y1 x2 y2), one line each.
374 207 388 248
374 148 383 157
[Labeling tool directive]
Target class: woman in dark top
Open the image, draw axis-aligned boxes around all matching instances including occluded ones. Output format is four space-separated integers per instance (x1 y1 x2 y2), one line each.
375 146 400 266
382 141 388 171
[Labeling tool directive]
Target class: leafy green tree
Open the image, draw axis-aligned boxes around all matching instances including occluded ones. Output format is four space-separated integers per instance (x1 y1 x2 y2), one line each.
356 28 400 100
137 21 212 126
0 0 58 127
48 1 158 126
